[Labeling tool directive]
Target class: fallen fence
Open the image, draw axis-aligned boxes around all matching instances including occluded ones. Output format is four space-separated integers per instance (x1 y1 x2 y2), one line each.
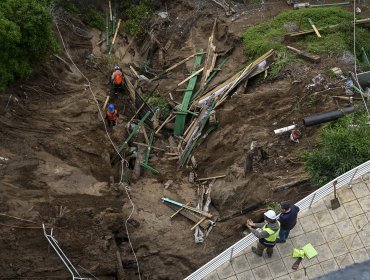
184 159 370 280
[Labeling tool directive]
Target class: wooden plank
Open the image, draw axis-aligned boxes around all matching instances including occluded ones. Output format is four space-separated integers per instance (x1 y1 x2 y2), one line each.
102 96 110 111
287 46 321 63
198 175 226 181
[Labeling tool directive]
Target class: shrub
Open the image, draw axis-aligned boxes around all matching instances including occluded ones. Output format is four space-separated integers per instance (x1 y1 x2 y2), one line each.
304 112 370 186
123 1 154 36
0 0 57 91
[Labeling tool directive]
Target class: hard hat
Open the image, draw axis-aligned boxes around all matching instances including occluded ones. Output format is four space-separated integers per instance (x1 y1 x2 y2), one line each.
264 210 277 220
108 104 115 112
115 65 119 70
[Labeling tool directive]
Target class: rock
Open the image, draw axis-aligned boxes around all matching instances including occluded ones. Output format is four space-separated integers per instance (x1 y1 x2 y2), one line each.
341 51 355 65
164 180 173 189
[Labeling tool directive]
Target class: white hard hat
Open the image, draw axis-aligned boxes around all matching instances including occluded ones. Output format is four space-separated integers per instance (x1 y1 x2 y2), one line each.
264 210 277 220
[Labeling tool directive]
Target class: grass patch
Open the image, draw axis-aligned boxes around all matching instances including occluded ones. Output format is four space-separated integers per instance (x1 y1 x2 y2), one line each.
242 7 370 60
303 111 370 187
122 1 154 37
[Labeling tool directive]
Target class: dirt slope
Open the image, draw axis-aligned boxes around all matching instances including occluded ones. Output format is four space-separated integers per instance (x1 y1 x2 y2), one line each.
0 1 363 279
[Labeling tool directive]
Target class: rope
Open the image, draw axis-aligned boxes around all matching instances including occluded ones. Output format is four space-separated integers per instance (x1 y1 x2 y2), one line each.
53 18 142 279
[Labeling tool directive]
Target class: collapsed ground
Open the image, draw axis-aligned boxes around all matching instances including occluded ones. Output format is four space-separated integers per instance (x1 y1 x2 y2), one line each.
1 0 369 279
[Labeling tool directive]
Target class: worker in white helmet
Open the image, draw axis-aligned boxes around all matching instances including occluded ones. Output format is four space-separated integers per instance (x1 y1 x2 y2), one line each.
246 210 280 257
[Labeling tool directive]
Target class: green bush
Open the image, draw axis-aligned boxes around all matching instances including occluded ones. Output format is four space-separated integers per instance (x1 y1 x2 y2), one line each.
147 96 171 119
124 1 153 36
0 0 57 91
242 8 370 60
304 112 370 186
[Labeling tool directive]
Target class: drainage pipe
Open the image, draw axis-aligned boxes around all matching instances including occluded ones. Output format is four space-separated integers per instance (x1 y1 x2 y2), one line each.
303 103 370 126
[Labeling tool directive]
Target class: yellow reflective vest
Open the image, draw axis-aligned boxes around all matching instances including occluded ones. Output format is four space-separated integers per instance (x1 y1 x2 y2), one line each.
261 221 280 243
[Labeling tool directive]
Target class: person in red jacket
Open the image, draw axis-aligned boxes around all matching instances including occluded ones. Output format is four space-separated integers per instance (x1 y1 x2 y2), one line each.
105 104 119 127
111 65 123 95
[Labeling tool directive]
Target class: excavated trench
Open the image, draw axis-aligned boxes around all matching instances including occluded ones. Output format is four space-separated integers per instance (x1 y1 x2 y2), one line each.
1 0 366 279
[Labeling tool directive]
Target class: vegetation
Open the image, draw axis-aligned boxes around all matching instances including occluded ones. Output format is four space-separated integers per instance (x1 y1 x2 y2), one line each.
121 0 154 37
54 0 104 30
242 7 370 60
304 112 370 186
0 0 58 91
147 95 171 120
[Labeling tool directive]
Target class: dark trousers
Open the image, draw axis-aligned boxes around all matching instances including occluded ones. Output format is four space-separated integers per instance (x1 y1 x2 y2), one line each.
107 120 116 127
279 228 290 242
256 242 274 256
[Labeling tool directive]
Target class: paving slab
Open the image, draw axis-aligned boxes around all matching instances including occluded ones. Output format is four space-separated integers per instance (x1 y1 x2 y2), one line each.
217 261 236 279
319 258 338 275
304 229 326 247
350 213 368 231
225 276 237 280
321 224 341 242
282 256 302 274
351 182 370 198
299 215 318 233
351 247 369 263
316 244 334 263
305 263 324 279
252 265 273 280
337 187 356 203
204 270 221 280
358 195 370 212
358 225 370 247
245 251 266 269
314 209 334 227
343 200 363 218
289 222 304 238
328 238 349 257
231 254 250 274
328 205 349 222
289 269 308 280
291 233 308 248
343 234 364 251
264 247 281 264
276 240 294 258
310 200 327 214
267 259 288 278
236 270 255 280
335 253 354 269
275 275 291 280
336 218 356 237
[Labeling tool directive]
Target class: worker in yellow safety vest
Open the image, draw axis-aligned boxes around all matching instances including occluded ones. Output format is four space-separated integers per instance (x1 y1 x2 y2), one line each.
246 210 280 257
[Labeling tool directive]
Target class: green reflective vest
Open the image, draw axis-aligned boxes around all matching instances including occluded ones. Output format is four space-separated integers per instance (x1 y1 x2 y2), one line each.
262 221 280 242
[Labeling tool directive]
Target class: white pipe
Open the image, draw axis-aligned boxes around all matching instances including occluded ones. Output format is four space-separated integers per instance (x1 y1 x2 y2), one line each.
274 124 296 135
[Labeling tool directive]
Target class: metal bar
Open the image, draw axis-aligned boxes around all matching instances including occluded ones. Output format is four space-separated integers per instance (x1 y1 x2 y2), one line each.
105 9 109 47
42 224 89 280
229 248 234 262
348 168 358 188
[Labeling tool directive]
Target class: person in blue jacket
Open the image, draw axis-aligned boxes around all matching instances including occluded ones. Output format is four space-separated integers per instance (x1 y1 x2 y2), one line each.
276 202 300 243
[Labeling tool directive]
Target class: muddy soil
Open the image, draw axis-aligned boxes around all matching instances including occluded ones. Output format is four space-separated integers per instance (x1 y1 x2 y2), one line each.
1 1 368 279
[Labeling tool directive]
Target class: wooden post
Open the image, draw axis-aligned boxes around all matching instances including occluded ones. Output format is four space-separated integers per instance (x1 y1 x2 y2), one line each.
109 1 113 21
308 18 322 38
103 96 110 111
133 145 145 179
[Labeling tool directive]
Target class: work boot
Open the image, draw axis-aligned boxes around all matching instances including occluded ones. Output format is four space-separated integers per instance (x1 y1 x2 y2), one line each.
267 253 273 258
251 247 262 257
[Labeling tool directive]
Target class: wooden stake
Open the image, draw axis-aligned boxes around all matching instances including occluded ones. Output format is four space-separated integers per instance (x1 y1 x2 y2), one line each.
141 125 149 144
197 175 226 181
177 67 204 86
308 18 321 38
109 1 113 21
111 19 122 45
171 202 191 218
155 114 175 134
191 217 206 231
103 96 110 111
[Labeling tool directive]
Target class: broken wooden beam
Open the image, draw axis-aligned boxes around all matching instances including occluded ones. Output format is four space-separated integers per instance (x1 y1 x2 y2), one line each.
308 18 321 38
287 46 321 63
197 175 226 181
171 202 191 218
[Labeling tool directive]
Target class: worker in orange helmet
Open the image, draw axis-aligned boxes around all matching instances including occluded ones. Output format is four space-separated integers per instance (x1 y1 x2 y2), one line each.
111 65 123 95
105 104 119 127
